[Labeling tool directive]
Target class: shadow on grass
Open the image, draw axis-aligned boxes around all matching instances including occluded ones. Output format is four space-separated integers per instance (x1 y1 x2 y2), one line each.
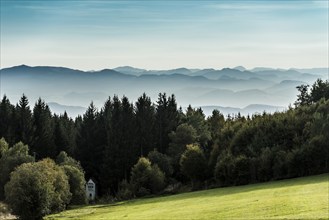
67 173 329 211
123 173 328 205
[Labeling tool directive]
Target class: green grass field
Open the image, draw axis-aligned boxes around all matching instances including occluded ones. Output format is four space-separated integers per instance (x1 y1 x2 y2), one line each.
46 174 329 220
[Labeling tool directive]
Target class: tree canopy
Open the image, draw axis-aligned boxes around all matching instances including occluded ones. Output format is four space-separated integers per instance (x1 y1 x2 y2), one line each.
0 79 328 205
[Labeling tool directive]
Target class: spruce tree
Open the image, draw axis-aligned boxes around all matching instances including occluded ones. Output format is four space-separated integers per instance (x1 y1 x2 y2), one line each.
14 94 34 146
32 98 56 158
54 112 76 156
155 93 179 153
135 93 155 156
0 95 15 144
76 102 99 184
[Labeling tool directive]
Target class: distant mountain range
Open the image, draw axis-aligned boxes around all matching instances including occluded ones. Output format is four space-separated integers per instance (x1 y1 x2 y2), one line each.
200 104 286 117
1 65 327 118
47 102 87 118
47 102 286 119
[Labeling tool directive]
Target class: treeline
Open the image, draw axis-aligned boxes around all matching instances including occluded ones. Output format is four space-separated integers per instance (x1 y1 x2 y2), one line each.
0 79 328 200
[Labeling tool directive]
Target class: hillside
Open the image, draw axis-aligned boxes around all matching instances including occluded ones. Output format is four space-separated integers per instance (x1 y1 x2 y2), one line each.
45 174 329 220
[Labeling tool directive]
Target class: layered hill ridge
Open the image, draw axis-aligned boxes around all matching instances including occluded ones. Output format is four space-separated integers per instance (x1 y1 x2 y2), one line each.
1 65 327 118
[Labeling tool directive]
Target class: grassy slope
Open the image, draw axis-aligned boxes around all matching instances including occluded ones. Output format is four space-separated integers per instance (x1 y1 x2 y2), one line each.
46 174 329 220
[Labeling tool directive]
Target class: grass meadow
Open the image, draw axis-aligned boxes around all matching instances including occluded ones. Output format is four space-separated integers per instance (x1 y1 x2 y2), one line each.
45 174 329 220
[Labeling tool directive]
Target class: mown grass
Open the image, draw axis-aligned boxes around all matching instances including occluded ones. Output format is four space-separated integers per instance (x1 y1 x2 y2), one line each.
46 174 329 220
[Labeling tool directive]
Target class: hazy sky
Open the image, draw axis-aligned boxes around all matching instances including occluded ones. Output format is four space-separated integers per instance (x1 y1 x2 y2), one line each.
0 0 328 70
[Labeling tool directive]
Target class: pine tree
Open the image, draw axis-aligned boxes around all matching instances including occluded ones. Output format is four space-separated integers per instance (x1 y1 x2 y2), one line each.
207 109 225 143
99 97 114 194
100 96 138 194
120 96 137 179
76 102 100 184
54 112 76 156
184 106 211 151
135 93 155 156
155 93 179 153
32 98 55 158
0 95 15 144
14 94 34 146
106 95 123 192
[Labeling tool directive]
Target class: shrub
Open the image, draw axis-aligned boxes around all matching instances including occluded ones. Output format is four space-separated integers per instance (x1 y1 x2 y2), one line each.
61 165 87 205
0 141 34 200
180 144 207 187
148 149 173 177
136 187 151 197
258 147 274 182
56 151 87 205
272 150 289 180
234 155 250 185
214 151 235 186
56 151 83 170
0 138 9 158
149 164 166 192
130 157 165 196
168 123 197 166
4 159 71 220
116 179 134 200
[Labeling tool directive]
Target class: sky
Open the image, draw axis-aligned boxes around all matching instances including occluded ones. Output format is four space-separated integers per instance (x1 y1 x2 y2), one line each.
0 0 328 70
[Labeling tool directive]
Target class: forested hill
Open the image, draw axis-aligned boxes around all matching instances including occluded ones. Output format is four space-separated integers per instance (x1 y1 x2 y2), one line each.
0 79 328 198
0 79 328 218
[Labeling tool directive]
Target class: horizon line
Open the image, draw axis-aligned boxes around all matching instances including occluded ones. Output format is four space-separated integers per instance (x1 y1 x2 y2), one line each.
1 64 328 72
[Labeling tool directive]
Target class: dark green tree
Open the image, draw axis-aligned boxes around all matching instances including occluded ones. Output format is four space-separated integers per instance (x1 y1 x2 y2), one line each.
135 93 155 156
258 147 274 182
32 98 56 158
234 155 250 185
14 94 34 146
99 97 114 194
0 141 34 199
54 112 76 155
295 84 310 107
180 144 207 188
155 93 179 153
184 106 211 151
61 165 87 205
76 102 101 187
0 96 15 144
310 79 329 103
148 149 173 177
207 109 225 143
56 151 83 171
101 96 122 194
120 96 137 179
130 157 165 196
5 159 71 220
100 96 137 194
214 151 236 186
168 123 197 167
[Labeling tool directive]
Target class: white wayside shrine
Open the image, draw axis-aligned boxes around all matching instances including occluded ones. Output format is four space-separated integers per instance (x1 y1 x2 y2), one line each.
86 179 96 201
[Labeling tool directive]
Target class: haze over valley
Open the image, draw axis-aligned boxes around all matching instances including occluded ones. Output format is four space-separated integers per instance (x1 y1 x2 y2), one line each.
1 65 327 118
